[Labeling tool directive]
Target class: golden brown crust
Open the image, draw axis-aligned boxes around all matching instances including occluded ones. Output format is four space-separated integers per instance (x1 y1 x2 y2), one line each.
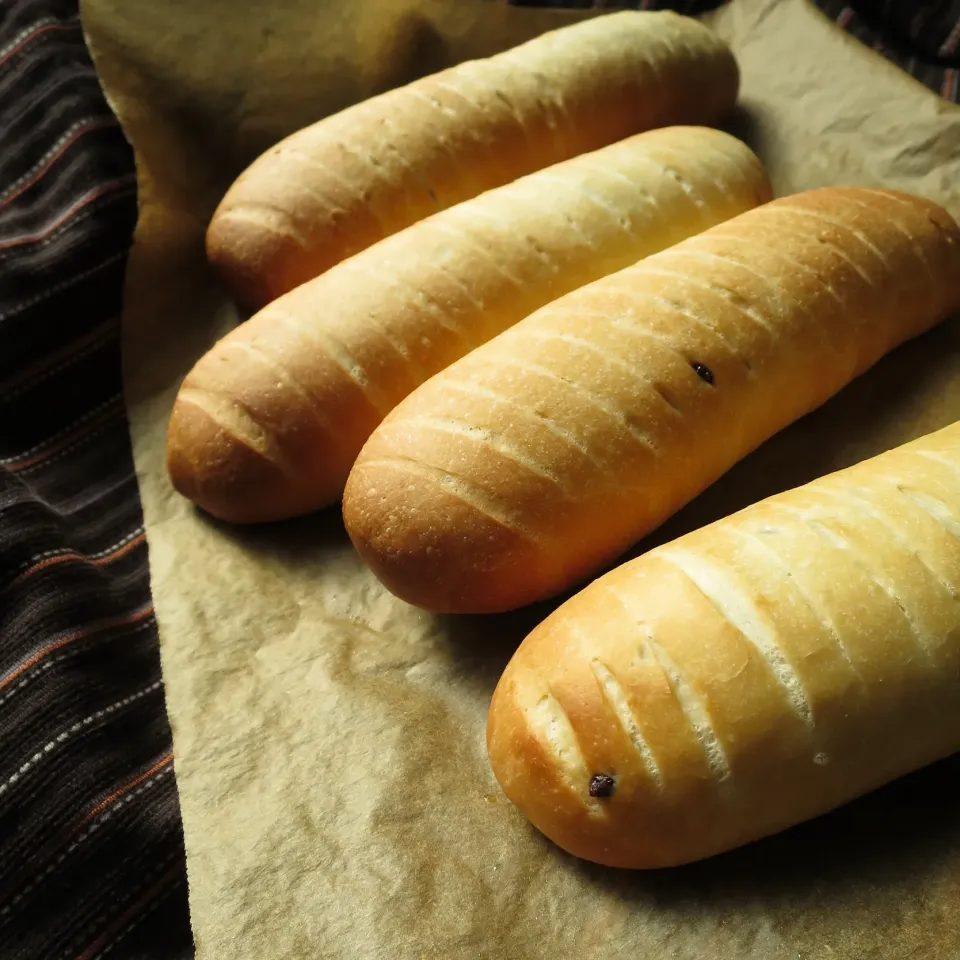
203 215 302 316
343 187 960 613
342 461 543 612
170 126 769 524
487 423 960 868
206 11 739 310
165 387 323 524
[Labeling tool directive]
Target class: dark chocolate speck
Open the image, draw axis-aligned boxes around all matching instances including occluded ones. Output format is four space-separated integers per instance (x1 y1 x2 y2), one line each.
589 773 616 798
692 362 714 385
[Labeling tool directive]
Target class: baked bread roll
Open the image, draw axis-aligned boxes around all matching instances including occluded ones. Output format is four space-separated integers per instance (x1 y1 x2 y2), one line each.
343 187 960 614
206 11 740 310
486 421 960 869
168 127 771 524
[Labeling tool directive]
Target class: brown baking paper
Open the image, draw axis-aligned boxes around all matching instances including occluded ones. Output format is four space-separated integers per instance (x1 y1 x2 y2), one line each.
81 0 960 956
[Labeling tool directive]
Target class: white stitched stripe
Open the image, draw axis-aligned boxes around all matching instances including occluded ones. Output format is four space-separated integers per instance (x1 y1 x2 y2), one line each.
0 681 162 798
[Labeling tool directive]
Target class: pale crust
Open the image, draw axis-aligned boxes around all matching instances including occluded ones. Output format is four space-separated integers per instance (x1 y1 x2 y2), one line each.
343 187 960 613
168 126 770 522
486 422 960 869
205 11 739 309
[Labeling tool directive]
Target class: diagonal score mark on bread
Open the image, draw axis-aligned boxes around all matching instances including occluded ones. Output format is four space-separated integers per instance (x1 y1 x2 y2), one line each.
345 186 960 613
627 265 781 338
493 355 661 457
655 547 817 730
843 190 939 280
396 416 572 493
487 424 960 869
622 288 756 372
176 117 770 524
896 484 960 539
607 581 733 787
815 484 960 602
218 339 337 436
175 388 303 481
441 379 606 473
525 688 601 814
771 502 942 665
518 328 687 417
587 655 664 790
355 455 540 543
207 12 742 309
726 525 864 681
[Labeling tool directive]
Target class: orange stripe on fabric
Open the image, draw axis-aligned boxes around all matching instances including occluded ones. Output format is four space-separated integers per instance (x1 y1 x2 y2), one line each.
0 174 136 251
942 68 959 102
82 754 173 824
1 530 147 594
0 20 81 69
0 603 154 691
0 117 119 211
0 754 175 912
835 5 854 28
73 863 182 960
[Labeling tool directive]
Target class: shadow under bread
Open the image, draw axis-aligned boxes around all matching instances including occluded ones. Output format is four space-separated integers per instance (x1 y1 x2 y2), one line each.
184 314 960 910
183 313 960 687
466 317 960 901
565 750 960 938
194 498 354 564
616 313 960 562
720 101 766 159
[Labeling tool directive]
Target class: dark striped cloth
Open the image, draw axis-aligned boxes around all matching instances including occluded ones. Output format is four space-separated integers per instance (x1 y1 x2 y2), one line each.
1 0 958 958
0 1 191 958
819 0 960 100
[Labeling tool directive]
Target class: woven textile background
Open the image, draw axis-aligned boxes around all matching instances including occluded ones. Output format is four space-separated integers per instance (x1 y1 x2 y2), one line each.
0 1 191 957
0 1 956 957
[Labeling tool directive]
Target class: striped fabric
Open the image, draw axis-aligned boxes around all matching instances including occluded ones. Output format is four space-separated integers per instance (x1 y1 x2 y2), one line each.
0 1 191 958
0 0 957 957
818 0 960 101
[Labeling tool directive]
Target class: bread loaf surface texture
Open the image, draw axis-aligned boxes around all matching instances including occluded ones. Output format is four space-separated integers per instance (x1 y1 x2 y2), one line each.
343 187 960 613
206 11 739 309
486 421 960 869
169 127 770 523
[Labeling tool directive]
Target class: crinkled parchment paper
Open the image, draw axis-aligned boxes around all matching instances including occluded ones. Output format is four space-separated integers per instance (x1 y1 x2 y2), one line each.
81 0 960 956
